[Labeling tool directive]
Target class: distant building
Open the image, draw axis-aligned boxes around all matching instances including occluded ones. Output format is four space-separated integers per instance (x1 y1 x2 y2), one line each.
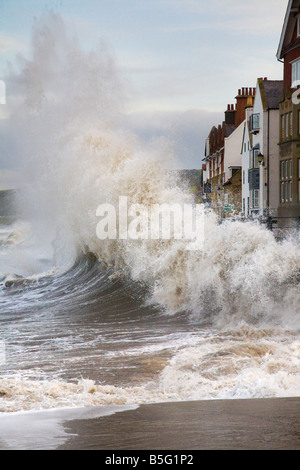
277 0 300 224
203 88 255 218
241 78 283 219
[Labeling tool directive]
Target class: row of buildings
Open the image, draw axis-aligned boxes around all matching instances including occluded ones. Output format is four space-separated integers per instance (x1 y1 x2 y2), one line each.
201 0 300 228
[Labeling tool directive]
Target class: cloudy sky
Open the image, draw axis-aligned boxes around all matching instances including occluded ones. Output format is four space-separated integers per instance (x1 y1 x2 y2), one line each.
0 0 288 179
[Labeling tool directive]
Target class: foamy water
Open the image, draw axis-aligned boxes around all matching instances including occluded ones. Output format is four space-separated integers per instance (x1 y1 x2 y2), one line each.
0 12 299 414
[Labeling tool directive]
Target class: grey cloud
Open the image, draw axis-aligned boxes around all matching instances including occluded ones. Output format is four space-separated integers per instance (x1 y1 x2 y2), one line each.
121 109 223 169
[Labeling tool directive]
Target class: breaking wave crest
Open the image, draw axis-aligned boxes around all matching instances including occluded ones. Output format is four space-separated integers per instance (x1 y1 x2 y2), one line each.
0 12 299 414
1 12 299 324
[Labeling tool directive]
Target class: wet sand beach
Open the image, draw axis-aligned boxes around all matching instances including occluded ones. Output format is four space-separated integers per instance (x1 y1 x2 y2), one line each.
55 398 300 450
6 397 286 450
58 397 300 450
0 396 299 450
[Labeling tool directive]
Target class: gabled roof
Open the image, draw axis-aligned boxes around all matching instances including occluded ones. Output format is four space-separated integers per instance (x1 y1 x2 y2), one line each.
277 0 300 60
258 79 284 110
225 125 236 137
240 120 253 154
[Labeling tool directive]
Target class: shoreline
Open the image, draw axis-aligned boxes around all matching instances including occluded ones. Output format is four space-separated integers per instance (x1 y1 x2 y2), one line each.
0 397 299 450
58 397 300 450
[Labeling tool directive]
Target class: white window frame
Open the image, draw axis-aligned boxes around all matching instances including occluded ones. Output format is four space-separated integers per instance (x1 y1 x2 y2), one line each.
250 189 259 209
292 58 300 87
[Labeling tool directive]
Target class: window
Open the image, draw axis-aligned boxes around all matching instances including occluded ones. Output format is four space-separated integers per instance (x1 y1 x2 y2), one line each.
286 114 289 138
249 114 260 133
298 17 300 37
280 159 292 203
281 182 285 203
292 59 300 88
243 171 245 185
250 189 259 209
281 115 285 139
290 112 293 136
254 190 259 208
243 198 245 214
281 161 285 179
249 148 260 169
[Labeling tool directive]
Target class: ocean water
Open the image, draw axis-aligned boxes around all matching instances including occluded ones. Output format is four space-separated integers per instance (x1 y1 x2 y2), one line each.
0 12 299 416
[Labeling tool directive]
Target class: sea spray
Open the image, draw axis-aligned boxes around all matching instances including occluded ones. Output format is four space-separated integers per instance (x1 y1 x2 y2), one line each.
1 11 300 325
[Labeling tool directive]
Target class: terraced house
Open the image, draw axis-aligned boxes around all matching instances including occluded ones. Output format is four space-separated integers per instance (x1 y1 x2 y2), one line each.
203 88 255 217
242 78 283 219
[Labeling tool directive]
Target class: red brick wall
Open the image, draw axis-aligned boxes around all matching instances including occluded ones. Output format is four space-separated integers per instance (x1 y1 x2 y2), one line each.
284 45 300 92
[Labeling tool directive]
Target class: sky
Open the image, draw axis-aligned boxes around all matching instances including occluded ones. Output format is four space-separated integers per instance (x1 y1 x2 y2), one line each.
0 0 289 181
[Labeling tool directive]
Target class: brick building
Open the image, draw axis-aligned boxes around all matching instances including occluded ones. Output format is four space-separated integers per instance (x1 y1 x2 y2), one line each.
202 88 255 217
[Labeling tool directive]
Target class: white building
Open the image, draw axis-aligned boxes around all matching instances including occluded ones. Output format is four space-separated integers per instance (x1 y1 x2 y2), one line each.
224 120 245 182
241 78 283 219
241 103 254 217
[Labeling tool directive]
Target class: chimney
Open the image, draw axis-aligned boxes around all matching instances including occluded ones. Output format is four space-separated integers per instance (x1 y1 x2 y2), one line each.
235 87 254 126
246 96 254 108
225 103 236 125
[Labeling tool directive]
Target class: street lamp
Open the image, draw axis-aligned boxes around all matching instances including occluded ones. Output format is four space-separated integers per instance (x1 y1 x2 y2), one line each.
257 152 264 165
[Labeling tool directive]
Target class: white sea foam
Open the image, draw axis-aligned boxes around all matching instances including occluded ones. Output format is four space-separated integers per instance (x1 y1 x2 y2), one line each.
2 12 299 323
0 325 299 413
0 12 299 413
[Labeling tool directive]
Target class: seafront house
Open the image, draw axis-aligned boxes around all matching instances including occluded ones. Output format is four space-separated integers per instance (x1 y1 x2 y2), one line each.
277 0 300 225
243 78 283 220
202 88 255 218
241 99 254 218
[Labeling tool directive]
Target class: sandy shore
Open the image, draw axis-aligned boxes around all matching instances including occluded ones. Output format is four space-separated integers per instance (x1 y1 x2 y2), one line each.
0 397 299 450
59 397 300 450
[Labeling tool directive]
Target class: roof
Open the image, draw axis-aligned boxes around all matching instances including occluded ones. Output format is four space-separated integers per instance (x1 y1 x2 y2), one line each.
277 0 300 60
258 79 283 110
225 125 236 137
